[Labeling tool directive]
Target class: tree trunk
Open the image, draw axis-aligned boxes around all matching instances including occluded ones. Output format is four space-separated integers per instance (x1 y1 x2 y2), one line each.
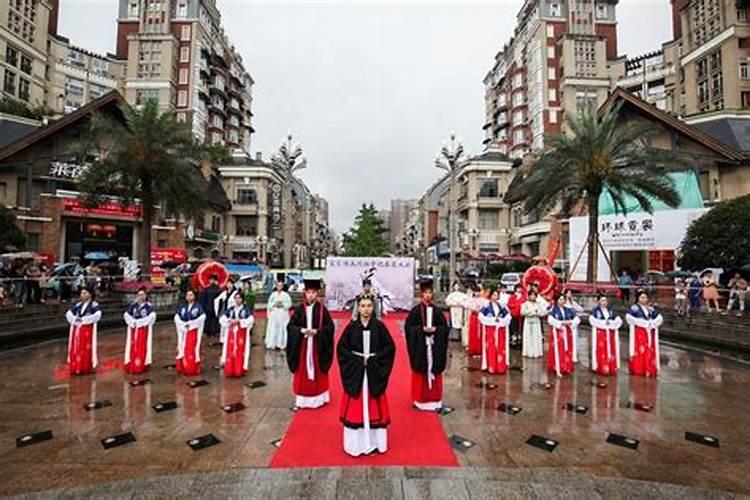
140 206 153 279
586 195 599 284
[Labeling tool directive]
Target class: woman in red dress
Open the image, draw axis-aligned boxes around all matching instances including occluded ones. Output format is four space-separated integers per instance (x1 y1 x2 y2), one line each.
546 293 578 377
173 289 205 376
465 285 487 356
478 289 512 375
65 286 102 375
123 287 156 374
626 289 663 377
588 294 622 376
338 295 395 456
219 292 254 377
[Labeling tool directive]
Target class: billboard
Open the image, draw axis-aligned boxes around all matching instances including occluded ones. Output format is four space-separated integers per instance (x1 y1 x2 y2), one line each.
324 257 415 312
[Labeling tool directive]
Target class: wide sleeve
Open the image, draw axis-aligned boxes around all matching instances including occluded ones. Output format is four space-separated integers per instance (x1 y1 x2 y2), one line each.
80 304 102 325
367 321 396 397
337 323 365 398
430 306 450 373
626 306 650 328
135 308 156 328
239 310 254 330
404 307 427 373
219 311 230 327
478 309 496 326
282 292 292 309
521 302 534 318
547 311 563 329
65 306 77 325
286 306 304 372
317 306 336 373
498 310 512 327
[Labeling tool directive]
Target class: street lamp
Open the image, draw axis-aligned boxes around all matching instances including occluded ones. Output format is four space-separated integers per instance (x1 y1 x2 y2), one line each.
435 132 465 289
271 133 307 269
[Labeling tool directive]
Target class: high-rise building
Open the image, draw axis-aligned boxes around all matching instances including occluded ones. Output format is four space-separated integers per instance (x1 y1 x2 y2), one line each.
1 0 53 107
115 0 254 153
483 0 619 159
388 199 417 247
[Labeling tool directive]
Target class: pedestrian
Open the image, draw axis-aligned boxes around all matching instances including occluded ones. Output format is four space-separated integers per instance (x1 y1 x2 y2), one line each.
123 287 156 374
507 285 525 349
65 286 102 375
337 295 395 457
674 278 688 317
198 274 222 338
219 292 254 377
286 278 335 409
478 287 512 375
265 279 292 350
174 289 205 376
521 289 545 359
588 294 622 376
11 260 26 309
618 270 632 303
702 271 720 313
688 274 702 312
725 273 747 317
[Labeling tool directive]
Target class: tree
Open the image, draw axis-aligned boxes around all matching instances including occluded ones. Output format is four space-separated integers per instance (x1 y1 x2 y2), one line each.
0 206 25 251
75 100 214 271
678 194 750 270
342 204 390 256
505 102 683 282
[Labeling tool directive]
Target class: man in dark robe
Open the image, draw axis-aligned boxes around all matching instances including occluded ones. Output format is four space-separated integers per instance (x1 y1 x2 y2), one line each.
338 295 395 456
404 278 449 411
198 274 222 338
286 278 335 409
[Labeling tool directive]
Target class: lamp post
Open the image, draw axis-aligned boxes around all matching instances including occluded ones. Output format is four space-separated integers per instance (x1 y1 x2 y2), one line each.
271 133 307 269
435 132 465 289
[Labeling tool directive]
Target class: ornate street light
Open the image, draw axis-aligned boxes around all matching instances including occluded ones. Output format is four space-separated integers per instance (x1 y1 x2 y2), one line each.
435 132 465 288
271 133 307 268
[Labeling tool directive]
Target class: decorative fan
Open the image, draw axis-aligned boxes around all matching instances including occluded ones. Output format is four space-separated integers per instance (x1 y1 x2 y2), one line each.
522 265 558 299
191 261 229 291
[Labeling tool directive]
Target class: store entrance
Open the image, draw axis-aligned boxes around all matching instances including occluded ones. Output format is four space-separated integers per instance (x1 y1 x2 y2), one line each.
612 250 647 277
65 220 134 261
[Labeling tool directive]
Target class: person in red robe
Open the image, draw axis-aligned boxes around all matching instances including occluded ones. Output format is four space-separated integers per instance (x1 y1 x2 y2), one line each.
478 289 512 374
546 293 579 378
588 294 622 376
173 289 205 376
286 278 335 409
337 294 396 456
507 286 526 349
464 284 486 356
626 289 663 377
123 287 156 374
404 279 449 411
219 292 254 377
65 286 102 375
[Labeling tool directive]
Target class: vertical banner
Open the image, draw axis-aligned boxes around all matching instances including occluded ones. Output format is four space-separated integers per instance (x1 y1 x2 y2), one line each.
324 257 415 312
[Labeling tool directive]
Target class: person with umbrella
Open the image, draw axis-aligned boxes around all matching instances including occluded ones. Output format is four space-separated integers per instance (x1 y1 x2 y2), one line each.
198 274 222 339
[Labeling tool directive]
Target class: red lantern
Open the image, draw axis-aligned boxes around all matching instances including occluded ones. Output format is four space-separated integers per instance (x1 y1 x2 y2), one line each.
102 224 117 238
86 223 103 237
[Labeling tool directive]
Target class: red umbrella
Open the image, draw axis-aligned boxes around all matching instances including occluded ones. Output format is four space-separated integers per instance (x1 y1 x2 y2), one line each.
191 261 229 291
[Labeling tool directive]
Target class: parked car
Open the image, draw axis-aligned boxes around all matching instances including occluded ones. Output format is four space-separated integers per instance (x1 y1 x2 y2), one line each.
500 272 523 291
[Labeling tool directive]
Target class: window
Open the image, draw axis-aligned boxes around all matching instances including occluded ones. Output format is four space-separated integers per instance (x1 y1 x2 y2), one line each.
5 45 18 67
128 1 139 18
478 179 498 198
741 91 750 108
19 54 31 75
181 25 191 40
513 129 525 144
512 73 523 89
176 112 187 122
548 2 561 17
180 46 190 63
548 67 556 80
546 25 555 38
179 67 189 84
595 2 608 19
67 49 85 67
211 215 221 233
212 114 223 128
235 216 257 236
698 80 710 104
65 76 84 96
512 92 524 106
3 69 16 94
574 39 597 77
512 110 524 126
92 58 108 75
547 45 555 59
575 89 598 113
739 8 748 22
90 83 107 99
176 1 188 18
136 89 159 105
177 89 187 107
548 88 557 102
237 188 257 205
478 210 499 230
549 109 558 123
740 62 749 80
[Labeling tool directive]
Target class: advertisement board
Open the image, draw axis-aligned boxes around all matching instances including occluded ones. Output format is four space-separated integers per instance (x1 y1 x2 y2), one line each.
324 257 415 312
150 247 188 283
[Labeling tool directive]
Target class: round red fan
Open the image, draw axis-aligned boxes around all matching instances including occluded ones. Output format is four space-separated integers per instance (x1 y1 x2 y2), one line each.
522 265 558 300
191 261 229 291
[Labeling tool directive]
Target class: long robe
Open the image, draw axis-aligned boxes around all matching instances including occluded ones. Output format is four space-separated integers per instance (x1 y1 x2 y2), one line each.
123 301 156 374
219 305 254 377
214 287 239 342
588 305 622 376
547 305 579 377
265 291 292 349
286 301 335 408
521 300 544 358
626 304 663 377
464 296 487 356
337 318 395 456
478 303 512 374
404 302 449 411
507 291 525 346
198 284 221 337
65 300 102 375
445 290 467 330
173 302 205 376
565 299 584 362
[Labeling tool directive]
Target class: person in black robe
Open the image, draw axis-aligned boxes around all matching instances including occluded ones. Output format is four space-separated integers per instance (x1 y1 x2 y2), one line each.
198 274 222 338
404 278 450 411
351 278 382 321
338 295 395 456
286 278 335 409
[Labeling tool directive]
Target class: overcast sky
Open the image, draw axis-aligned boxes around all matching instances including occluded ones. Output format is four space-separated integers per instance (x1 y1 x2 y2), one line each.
60 0 672 233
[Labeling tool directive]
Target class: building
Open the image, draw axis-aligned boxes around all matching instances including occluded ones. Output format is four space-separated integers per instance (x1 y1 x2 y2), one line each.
388 199 417 247
0 92 184 262
115 0 254 153
483 0 620 159
377 208 391 247
1 0 54 108
610 48 678 112
46 35 126 114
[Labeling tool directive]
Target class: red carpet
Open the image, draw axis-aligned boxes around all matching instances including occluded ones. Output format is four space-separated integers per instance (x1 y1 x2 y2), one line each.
269 312 458 467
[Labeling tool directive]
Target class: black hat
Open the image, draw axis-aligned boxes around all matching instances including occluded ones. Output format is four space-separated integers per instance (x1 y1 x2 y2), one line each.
303 278 322 291
419 278 434 292
276 272 286 283
362 278 372 286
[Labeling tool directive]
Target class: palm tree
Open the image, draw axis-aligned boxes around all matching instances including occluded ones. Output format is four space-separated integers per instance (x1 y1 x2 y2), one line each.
505 102 683 283
75 99 220 272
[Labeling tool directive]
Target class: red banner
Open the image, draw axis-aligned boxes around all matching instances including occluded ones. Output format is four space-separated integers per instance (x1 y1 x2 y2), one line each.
63 198 142 218
151 247 187 284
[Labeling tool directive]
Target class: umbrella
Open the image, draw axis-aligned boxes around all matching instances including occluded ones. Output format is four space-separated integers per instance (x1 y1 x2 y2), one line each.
665 270 693 279
84 252 110 261
191 261 229 290
159 260 183 269
0 251 40 261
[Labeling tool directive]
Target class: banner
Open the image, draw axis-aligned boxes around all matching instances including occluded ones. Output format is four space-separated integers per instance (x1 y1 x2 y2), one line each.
324 257 415 312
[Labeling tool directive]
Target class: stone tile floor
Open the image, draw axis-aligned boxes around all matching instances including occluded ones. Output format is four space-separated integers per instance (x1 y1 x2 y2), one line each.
1 317 749 497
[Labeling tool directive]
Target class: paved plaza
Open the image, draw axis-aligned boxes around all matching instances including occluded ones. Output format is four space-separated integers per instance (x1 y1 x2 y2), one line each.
1 315 749 498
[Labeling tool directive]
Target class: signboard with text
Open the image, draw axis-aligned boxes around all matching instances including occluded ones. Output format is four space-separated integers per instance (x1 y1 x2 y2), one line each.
324 257 415 312
63 198 142 219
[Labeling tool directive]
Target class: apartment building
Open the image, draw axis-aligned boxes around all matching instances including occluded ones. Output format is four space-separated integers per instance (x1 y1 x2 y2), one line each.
483 0 619 159
115 0 254 153
610 47 678 112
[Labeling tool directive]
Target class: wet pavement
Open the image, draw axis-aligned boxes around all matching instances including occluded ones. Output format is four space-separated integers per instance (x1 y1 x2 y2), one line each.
1 315 749 497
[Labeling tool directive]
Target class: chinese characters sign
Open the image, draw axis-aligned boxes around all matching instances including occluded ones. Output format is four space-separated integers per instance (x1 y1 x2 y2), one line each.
324 257 415 311
63 198 143 218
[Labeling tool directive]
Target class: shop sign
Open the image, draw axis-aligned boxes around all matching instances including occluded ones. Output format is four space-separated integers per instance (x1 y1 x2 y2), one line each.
270 183 282 233
63 198 142 218
49 161 89 179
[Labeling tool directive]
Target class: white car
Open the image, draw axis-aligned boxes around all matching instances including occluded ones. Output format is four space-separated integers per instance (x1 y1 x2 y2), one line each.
500 272 523 291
